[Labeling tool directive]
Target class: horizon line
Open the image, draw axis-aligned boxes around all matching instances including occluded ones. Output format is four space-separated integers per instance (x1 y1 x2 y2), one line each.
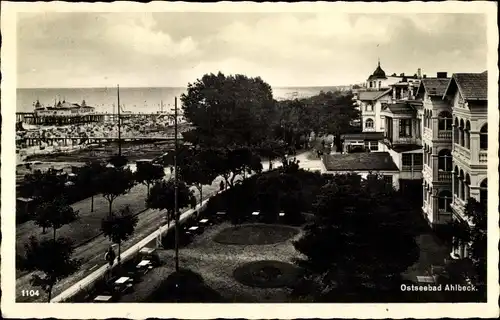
16 84 355 90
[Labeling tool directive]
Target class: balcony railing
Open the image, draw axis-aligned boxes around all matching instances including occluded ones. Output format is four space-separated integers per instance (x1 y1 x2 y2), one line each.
402 165 423 171
423 164 432 179
451 195 466 218
479 150 487 163
394 137 421 145
423 127 432 140
437 171 452 183
436 209 452 224
437 130 452 140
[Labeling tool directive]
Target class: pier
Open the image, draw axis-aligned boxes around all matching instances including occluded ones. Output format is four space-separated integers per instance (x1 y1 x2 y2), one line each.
16 112 184 126
17 135 183 147
16 112 106 125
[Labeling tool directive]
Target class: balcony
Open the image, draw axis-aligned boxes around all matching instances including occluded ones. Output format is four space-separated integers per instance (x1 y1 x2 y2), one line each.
437 171 452 183
423 127 432 141
450 195 475 227
423 164 432 179
453 144 471 162
437 130 452 140
436 209 452 224
394 137 421 145
479 150 487 163
450 195 466 218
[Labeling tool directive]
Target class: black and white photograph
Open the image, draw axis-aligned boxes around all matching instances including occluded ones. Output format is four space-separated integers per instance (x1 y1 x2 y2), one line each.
1 1 498 319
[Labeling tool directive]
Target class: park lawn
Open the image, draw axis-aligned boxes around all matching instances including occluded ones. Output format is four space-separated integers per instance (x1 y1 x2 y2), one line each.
120 222 304 303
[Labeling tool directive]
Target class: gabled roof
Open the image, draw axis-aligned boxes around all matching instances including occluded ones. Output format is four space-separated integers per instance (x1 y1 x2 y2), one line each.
416 78 451 97
358 88 392 101
442 72 488 101
322 152 399 172
381 102 416 115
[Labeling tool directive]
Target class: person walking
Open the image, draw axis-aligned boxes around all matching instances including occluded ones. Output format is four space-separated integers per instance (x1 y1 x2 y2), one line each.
104 246 116 267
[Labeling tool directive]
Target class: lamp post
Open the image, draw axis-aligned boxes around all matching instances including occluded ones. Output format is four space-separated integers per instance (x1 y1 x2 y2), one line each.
117 84 122 156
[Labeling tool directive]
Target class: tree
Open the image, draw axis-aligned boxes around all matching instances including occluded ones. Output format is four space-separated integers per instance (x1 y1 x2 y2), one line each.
97 167 136 216
20 168 66 202
134 162 165 197
300 91 360 150
108 154 129 169
256 174 282 223
464 198 487 286
101 206 138 266
178 150 217 208
146 179 196 271
275 99 312 149
445 198 487 287
257 140 287 170
180 72 276 149
76 160 106 212
293 174 419 301
17 236 81 302
33 196 79 240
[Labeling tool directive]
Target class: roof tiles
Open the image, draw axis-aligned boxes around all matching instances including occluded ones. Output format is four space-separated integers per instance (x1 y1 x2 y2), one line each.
420 78 451 96
452 72 488 101
322 152 399 172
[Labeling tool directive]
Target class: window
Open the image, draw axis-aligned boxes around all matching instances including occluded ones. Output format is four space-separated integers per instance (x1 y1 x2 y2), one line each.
366 104 373 111
438 111 453 130
365 118 374 129
399 119 412 137
369 81 373 88
383 175 393 185
480 124 488 150
438 190 452 212
378 81 382 88
438 149 452 171
402 154 412 166
413 154 423 166
479 179 487 209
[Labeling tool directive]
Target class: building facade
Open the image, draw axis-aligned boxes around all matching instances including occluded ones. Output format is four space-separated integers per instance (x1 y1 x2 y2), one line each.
416 74 453 225
445 72 488 259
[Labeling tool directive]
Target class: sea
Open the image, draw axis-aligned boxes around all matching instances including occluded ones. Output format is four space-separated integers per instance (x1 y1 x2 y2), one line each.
16 86 345 114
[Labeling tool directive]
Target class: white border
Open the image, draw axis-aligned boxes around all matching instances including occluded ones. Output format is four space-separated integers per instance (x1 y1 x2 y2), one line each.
1 1 499 319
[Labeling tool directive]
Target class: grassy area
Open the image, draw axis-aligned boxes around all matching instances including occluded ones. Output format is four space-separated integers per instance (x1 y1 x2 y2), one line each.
233 260 301 288
119 221 303 303
213 224 300 245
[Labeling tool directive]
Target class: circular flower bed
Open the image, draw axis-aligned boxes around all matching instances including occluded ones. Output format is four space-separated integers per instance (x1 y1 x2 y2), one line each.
233 260 301 288
213 224 299 245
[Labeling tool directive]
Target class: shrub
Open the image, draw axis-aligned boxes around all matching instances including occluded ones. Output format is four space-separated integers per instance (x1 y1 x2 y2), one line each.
147 269 223 302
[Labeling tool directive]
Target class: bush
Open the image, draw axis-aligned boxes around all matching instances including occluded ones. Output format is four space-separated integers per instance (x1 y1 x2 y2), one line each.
147 269 223 302
161 227 193 249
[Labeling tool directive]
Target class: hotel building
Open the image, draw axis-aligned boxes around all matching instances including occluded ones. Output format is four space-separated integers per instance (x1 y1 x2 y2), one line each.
354 66 488 260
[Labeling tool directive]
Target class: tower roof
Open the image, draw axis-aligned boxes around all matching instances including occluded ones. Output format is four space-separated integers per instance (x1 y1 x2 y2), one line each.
368 60 387 80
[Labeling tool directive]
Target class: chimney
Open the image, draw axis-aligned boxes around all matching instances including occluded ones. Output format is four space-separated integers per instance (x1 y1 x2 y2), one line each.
423 74 427 78
437 72 448 78
417 68 422 79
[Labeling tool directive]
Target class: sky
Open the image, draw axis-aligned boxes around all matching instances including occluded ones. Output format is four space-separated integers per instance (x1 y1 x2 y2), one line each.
17 12 488 88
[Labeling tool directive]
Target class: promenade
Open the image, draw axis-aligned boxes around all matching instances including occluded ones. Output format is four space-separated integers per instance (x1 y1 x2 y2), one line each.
16 153 324 302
